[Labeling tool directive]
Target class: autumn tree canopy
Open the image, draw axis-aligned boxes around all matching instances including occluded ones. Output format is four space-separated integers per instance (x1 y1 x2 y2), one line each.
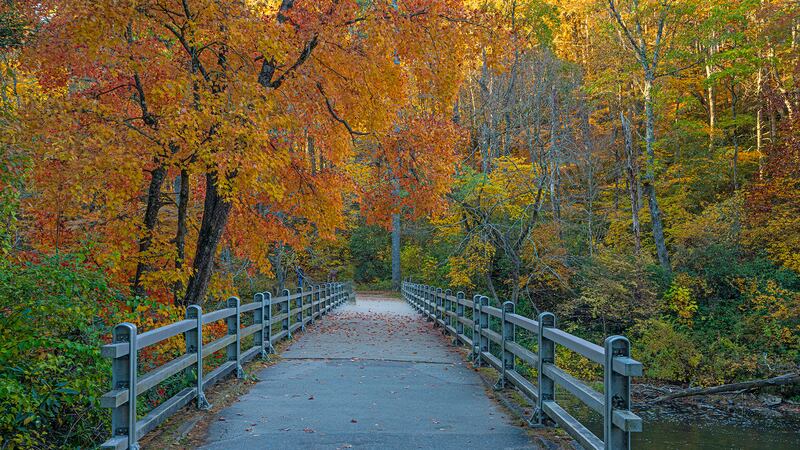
10 0 479 305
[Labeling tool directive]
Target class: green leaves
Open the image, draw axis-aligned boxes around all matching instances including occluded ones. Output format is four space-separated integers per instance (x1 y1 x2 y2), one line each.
0 255 117 448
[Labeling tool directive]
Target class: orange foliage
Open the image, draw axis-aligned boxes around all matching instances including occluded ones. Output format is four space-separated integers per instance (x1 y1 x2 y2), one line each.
14 0 481 301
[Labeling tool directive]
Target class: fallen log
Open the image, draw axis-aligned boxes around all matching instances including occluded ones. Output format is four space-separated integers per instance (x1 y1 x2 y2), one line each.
651 372 800 404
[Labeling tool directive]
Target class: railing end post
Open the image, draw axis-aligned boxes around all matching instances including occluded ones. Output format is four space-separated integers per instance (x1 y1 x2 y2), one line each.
604 335 634 450
110 322 138 449
536 311 556 426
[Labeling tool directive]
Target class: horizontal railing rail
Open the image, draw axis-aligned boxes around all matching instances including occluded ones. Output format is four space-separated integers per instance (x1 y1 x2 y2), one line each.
402 281 642 450
100 282 354 450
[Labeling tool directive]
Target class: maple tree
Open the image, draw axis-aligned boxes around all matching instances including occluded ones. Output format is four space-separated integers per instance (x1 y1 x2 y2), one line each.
12 0 476 305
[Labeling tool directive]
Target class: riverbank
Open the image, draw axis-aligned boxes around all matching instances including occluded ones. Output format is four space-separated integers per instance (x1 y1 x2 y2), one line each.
633 383 800 426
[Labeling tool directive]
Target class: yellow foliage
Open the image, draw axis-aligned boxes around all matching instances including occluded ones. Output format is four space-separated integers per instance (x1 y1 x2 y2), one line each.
447 237 495 290
467 156 540 221
664 273 700 327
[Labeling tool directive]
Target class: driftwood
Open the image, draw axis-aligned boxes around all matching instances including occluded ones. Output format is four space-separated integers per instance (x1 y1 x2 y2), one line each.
652 372 800 403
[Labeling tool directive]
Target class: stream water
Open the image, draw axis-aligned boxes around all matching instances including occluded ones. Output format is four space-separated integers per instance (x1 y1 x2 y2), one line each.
556 391 800 449
626 419 800 449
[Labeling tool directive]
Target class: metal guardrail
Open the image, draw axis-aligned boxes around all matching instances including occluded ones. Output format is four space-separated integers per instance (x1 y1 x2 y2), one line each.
100 282 354 450
402 281 643 450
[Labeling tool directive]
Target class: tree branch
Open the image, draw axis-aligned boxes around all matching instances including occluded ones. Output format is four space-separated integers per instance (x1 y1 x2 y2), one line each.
316 82 369 137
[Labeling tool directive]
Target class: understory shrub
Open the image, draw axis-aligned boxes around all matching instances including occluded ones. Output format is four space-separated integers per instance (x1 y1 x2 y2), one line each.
0 255 122 449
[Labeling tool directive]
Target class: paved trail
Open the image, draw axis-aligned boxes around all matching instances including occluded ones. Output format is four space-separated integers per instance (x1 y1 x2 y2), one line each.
199 294 537 450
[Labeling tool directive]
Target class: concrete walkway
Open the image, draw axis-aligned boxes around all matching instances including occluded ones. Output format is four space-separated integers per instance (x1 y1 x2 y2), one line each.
199 294 537 450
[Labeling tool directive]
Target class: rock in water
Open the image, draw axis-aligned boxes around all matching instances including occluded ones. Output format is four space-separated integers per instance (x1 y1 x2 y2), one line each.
759 394 782 407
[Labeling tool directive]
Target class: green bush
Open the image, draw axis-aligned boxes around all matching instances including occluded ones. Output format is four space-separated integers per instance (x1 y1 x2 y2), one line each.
632 318 702 383
0 255 122 449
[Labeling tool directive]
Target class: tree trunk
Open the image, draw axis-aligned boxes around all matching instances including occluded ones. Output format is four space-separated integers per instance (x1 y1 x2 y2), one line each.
756 66 764 179
621 111 642 255
181 172 233 306
730 81 739 191
132 164 166 297
391 213 401 290
643 76 671 272
652 372 800 403
173 170 190 304
705 43 716 151
510 263 520 304
580 102 596 256
548 83 561 223
269 242 286 293
307 132 317 175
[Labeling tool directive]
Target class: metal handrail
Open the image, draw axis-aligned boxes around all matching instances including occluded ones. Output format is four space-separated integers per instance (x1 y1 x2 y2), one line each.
100 282 355 450
401 281 643 450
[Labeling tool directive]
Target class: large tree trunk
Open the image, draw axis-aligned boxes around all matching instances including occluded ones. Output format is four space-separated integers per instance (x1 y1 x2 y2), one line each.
391 213 401 290
173 170 190 304
181 172 233 306
132 164 166 297
643 76 671 273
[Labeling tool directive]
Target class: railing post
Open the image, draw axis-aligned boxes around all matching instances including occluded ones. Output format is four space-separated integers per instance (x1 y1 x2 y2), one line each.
110 323 139 449
435 288 443 328
321 283 327 313
325 283 331 314
263 292 275 354
186 306 211 410
478 296 489 365
471 294 480 362
604 336 633 450
282 289 291 339
305 286 312 325
496 301 515 390
443 289 452 335
315 285 321 319
253 293 267 359
425 286 433 321
536 312 556 424
226 297 244 378
454 291 465 345
296 287 305 331
332 284 337 306
333 283 338 306
432 286 439 322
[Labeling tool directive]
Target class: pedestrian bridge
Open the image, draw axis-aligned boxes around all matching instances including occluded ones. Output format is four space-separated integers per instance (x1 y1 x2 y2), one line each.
100 282 642 450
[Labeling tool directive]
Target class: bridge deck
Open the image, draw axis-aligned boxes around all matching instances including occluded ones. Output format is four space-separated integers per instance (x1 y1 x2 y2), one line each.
199 293 538 449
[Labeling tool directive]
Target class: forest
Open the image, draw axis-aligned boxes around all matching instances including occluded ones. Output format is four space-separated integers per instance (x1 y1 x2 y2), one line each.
0 0 798 448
